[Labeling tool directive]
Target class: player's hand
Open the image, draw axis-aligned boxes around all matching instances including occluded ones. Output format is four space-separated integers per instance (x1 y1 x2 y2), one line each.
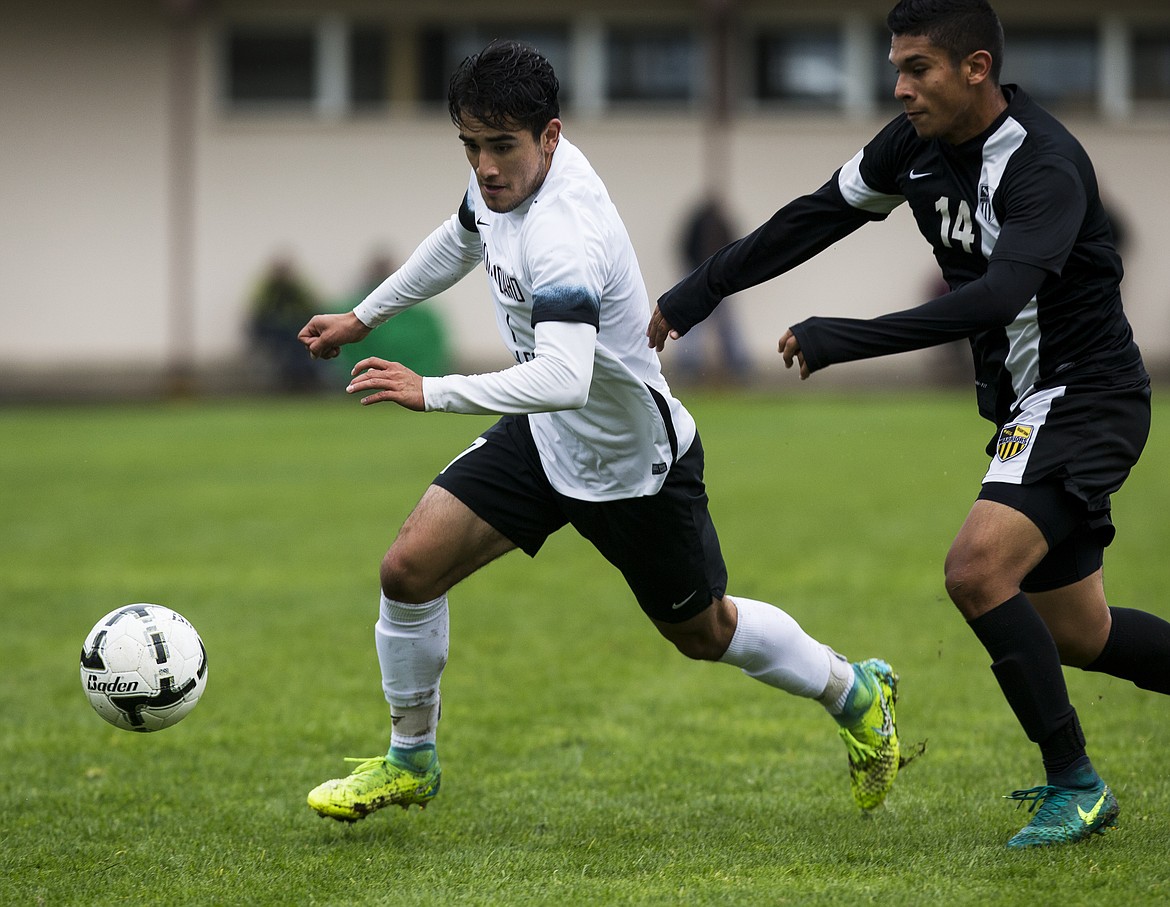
646 304 681 352
346 357 426 411
779 329 810 380
298 312 371 360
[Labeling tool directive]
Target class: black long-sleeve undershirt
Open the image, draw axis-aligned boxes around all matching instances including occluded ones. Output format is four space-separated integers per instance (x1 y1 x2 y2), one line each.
658 180 875 335
792 258 1049 373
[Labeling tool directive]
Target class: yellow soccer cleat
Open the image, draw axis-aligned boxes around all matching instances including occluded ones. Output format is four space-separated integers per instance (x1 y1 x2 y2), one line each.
307 747 441 822
837 658 900 810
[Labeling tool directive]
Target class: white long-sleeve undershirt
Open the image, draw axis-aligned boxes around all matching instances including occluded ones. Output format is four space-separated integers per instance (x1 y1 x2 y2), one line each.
422 320 596 415
353 215 480 329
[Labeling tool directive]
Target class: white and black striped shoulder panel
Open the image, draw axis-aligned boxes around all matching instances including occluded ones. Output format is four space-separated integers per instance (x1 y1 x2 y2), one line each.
458 191 478 233
837 150 904 216
975 117 1029 258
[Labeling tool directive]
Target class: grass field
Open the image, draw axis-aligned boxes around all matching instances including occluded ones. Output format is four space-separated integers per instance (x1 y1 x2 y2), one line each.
2 391 1169 905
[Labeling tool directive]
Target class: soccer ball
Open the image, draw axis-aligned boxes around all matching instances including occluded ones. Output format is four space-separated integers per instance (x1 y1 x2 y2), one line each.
80 603 208 732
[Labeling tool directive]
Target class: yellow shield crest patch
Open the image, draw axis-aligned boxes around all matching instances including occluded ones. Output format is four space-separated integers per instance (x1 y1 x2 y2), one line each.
996 423 1034 462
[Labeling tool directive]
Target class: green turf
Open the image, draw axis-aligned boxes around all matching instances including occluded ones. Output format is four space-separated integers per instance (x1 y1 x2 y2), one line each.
2 391 1169 905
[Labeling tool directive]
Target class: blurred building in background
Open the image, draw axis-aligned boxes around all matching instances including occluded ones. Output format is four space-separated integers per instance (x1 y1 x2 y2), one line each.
3 0 1170 398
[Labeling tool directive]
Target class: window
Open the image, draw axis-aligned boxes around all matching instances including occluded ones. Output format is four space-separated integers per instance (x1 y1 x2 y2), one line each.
1000 30 1098 108
226 27 316 105
417 25 571 106
350 24 389 108
755 28 844 105
222 20 388 113
873 27 900 109
606 28 697 103
1133 30 1170 101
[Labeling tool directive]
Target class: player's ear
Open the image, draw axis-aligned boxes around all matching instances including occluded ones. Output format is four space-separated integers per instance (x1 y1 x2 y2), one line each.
541 118 562 154
966 50 995 87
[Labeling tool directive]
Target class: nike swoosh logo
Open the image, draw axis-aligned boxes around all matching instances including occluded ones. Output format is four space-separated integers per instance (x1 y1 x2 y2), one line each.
476 218 490 226
909 169 931 180
1078 791 1108 824
671 590 698 610
873 693 894 736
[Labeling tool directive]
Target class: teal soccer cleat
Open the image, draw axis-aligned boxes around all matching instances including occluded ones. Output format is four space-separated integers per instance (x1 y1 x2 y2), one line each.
1004 776 1119 848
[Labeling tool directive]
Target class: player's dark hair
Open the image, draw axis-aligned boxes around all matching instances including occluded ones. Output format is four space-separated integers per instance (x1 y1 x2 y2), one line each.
448 40 560 139
887 0 1004 83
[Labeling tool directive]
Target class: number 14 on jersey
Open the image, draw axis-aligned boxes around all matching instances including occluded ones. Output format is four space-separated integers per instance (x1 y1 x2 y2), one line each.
935 196 976 254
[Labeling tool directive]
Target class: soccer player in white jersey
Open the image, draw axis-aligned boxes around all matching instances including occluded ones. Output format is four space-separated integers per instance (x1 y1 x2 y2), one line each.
298 40 901 822
652 0 1170 848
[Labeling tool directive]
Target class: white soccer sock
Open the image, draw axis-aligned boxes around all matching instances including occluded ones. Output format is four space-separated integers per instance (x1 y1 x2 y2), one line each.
375 592 448 749
819 654 858 717
719 595 843 700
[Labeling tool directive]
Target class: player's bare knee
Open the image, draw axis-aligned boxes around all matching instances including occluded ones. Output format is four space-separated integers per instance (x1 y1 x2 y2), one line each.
380 546 441 603
944 555 995 615
1050 618 1110 668
1054 637 1096 668
656 600 735 661
664 629 726 662
945 532 1000 593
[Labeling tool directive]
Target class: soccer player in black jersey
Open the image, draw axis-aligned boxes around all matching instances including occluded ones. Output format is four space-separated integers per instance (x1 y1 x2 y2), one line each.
651 0 1170 849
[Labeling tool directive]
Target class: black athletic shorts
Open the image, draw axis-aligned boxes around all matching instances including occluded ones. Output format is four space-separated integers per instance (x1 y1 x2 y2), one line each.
431 415 728 623
978 377 1151 593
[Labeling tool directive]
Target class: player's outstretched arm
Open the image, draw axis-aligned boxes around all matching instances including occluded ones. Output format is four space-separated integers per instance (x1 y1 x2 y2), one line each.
298 312 372 360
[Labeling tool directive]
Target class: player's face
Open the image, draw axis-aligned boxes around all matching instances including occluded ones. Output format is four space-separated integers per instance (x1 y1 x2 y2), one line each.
457 115 561 213
890 35 984 144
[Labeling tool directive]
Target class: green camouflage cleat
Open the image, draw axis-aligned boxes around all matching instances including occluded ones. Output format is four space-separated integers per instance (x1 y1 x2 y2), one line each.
1004 778 1119 849
838 658 900 810
307 748 441 822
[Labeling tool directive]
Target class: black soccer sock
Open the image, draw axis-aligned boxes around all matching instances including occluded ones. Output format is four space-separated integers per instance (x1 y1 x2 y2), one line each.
1084 606 1170 694
1038 717 1092 788
968 593 1089 784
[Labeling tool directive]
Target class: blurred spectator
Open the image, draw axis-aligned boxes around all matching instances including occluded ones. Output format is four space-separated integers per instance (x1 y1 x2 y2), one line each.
1104 200 1129 258
332 251 451 377
672 197 751 384
247 256 331 392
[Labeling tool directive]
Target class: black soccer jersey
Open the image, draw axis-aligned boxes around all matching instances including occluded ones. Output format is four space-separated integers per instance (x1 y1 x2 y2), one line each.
659 86 1147 427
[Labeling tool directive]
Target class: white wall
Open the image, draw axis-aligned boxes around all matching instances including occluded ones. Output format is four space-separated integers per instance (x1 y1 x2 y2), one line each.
2 2 171 367
2 1 1168 396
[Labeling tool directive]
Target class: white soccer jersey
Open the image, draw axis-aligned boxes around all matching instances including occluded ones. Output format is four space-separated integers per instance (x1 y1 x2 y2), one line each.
353 136 695 501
